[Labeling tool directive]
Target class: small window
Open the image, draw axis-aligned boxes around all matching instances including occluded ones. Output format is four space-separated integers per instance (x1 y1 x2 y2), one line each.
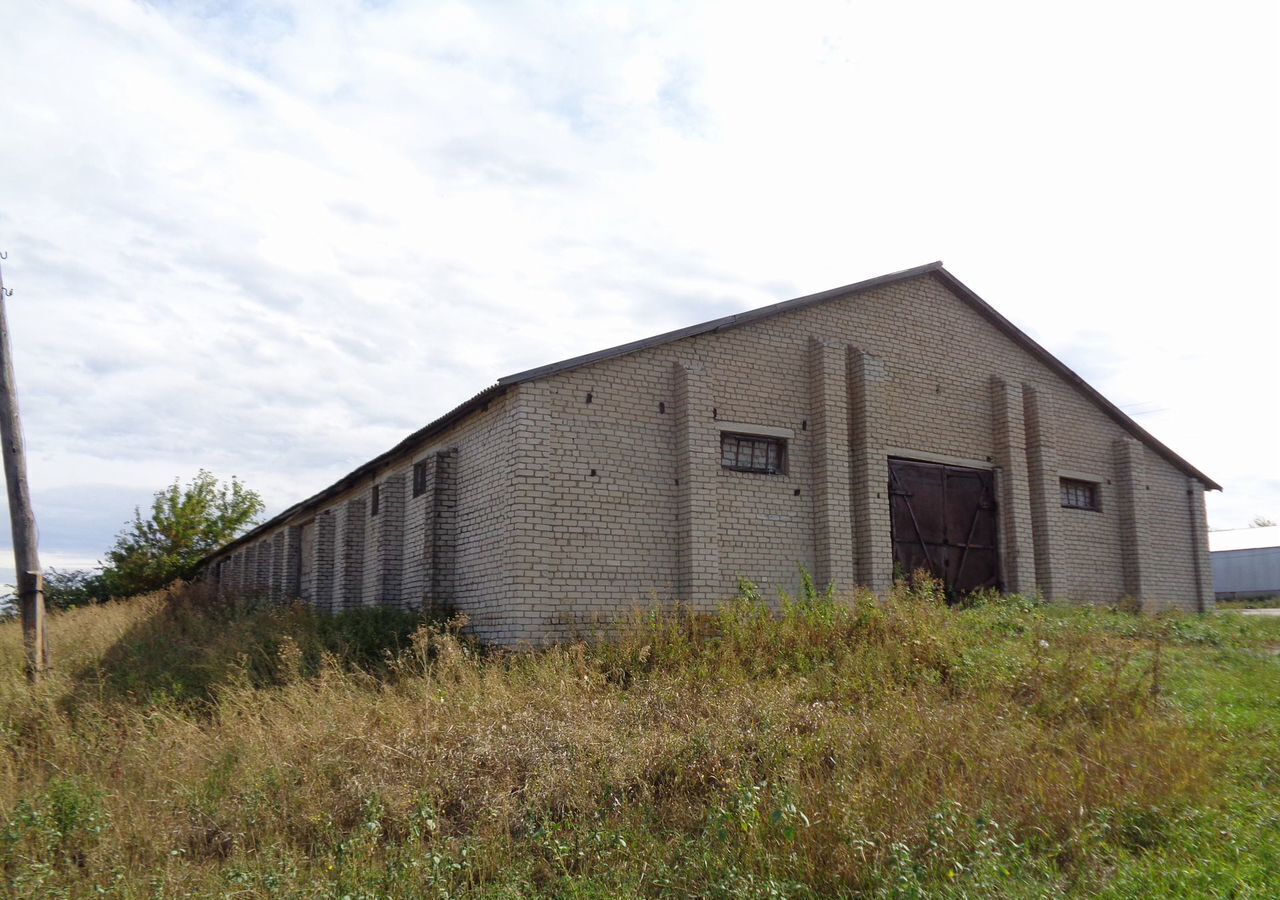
370 484 380 517
412 461 428 498
721 433 786 474
1060 478 1099 511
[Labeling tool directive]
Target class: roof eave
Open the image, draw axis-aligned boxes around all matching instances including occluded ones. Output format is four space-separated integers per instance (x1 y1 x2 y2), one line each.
931 268 1222 492
203 383 507 564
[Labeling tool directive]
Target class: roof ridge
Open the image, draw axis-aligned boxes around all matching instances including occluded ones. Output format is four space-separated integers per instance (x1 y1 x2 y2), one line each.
498 260 944 386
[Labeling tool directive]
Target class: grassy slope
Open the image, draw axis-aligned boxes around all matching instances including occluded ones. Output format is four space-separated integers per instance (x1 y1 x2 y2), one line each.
0 582 1277 898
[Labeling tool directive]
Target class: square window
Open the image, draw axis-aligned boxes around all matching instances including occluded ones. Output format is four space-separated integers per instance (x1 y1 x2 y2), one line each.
1060 478 1099 511
412 461 428 497
720 433 786 475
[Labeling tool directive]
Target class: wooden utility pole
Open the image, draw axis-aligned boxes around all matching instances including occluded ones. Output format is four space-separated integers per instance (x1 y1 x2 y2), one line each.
0 252 46 682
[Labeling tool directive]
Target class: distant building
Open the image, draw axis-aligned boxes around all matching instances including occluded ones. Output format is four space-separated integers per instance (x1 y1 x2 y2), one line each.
202 262 1219 643
1210 526 1280 600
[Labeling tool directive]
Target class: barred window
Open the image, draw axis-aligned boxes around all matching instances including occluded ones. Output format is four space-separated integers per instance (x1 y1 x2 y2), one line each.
1060 478 1099 511
721 433 786 474
412 461 428 498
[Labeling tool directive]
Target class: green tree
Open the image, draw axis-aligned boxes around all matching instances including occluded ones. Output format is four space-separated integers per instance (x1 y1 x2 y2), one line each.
99 470 264 597
42 568 110 610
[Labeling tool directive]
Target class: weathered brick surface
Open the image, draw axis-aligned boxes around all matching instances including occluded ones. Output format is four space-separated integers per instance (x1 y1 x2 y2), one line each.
1023 384 1061 600
991 377 1037 594
429 450 458 613
808 339 855 591
848 347 893 593
1113 438 1153 605
282 526 302 600
674 363 721 612
206 271 1213 642
269 531 286 601
313 513 335 612
341 497 367 610
373 473 406 605
243 544 259 596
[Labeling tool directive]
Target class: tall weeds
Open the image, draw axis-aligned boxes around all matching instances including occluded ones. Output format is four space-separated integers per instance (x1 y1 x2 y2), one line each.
0 578 1270 896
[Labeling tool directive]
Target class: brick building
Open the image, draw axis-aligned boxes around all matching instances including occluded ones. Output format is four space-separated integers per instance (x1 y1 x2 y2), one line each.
204 262 1219 642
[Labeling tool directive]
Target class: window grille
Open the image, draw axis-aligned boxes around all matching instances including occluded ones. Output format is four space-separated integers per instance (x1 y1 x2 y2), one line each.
1060 478 1099 511
720 433 786 474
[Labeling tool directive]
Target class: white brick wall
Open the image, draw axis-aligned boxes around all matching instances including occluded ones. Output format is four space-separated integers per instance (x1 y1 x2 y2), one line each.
208 271 1213 643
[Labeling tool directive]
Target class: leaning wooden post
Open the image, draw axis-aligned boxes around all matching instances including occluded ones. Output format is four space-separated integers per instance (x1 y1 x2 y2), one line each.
0 253 46 682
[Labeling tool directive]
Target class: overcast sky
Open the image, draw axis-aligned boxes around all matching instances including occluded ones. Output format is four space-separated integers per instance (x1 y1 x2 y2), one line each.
1 0 1276 589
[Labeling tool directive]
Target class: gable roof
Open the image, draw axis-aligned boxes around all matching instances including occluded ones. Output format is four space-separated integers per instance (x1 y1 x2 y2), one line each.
500 260 1218 490
210 261 1219 562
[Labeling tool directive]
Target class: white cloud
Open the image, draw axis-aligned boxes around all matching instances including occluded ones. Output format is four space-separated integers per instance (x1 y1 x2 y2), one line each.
0 0 1275 578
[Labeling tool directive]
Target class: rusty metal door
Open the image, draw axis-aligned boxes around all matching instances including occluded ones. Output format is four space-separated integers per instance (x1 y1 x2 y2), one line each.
888 458 1001 600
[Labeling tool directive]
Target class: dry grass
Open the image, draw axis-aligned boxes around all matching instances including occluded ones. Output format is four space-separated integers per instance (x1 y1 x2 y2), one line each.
0 579 1274 897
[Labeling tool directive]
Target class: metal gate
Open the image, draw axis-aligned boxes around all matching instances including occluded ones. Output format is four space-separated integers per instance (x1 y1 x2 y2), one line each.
888 458 1001 600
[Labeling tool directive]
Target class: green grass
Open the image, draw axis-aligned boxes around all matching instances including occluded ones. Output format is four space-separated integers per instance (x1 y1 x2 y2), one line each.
1 580 1277 897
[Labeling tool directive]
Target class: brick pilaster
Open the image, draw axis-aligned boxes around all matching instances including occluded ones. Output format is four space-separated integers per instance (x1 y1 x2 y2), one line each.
257 539 275 598
507 382 555 641
376 473 406 606
342 497 367 610
313 512 337 613
1022 384 1060 600
673 361 721 608
243 544 259 596
430 450 458 612
1113 438 1152 606
282 525 302 600
991 377 1037 594
808 338 856 592
847 347 893 593
1186 478 1214 613
269 531 286 601
224 552 239 596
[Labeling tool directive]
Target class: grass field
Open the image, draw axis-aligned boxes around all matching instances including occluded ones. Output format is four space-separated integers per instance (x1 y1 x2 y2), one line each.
1 580 1278 897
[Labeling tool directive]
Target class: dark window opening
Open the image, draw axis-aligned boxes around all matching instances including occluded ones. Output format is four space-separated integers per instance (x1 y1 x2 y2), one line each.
412 461 427 497
1060 478 1099 511
370 484 380 516
721 433 786 474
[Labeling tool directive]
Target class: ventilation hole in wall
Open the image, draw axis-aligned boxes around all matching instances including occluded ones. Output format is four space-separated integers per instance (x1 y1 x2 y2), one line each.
793 489 801 496
675 478 680 485
712 407 718 419
801 420 807 431
659 401 666 414
590 469 597 477
586 392 593 404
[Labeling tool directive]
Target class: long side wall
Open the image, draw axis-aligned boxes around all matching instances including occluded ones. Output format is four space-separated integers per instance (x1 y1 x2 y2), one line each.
210 395 517 642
